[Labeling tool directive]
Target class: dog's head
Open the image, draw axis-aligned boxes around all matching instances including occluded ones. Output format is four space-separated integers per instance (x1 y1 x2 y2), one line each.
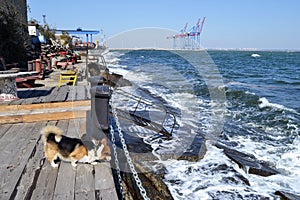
96 138 111 161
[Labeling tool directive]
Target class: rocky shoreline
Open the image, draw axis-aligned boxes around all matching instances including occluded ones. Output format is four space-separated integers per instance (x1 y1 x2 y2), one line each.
104 66 299 200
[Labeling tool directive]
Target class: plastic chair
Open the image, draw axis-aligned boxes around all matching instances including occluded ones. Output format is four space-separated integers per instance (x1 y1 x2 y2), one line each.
58 70 78 86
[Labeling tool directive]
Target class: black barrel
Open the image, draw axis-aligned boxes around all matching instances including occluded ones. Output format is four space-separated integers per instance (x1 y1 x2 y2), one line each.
90 85 111 132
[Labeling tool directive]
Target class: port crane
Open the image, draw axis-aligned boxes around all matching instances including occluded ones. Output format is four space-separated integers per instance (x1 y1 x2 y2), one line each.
167 17 206 49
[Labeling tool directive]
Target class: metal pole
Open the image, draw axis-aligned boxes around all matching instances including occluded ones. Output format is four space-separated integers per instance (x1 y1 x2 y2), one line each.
85 34 88 79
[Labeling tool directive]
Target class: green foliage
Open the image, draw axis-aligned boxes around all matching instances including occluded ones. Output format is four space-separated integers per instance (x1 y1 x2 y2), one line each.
39 25 56 42
0 1 27 63
60 31 72 46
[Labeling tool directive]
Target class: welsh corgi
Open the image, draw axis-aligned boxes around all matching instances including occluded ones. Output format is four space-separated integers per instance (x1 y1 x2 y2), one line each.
41 125 111 168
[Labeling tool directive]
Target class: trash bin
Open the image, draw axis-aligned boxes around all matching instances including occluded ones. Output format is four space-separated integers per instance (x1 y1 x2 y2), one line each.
90 85 111 132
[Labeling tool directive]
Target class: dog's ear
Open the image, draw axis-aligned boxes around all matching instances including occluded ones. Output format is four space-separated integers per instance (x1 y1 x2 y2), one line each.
101 138 107 146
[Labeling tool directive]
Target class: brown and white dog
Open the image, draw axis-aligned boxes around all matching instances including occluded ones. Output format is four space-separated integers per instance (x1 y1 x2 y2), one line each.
41 126 111 168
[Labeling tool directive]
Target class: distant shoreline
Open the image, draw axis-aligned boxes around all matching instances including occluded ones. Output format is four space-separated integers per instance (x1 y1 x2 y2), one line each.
108 47 300 52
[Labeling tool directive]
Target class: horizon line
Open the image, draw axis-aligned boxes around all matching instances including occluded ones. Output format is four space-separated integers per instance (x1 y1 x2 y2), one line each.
107 47 300 52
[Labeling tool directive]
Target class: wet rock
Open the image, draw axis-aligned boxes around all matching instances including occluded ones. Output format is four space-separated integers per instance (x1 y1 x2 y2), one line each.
121 162 173 200
102 71 132 87
216 143 280 177
87 62 131 87
275 191 300 200
210 191 270 200
178 133 207 162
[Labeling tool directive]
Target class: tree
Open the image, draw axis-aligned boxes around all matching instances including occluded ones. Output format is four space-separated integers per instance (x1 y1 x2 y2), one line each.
60 31 72 46
0 1 27 64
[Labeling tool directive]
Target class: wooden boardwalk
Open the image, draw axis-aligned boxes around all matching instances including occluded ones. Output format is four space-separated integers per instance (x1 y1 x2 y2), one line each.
0 118 118 200
0 85 118 200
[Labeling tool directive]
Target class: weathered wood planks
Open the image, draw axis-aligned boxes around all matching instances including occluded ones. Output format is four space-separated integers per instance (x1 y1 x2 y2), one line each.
75 164 95 200
0 119 118 200
0 100 91 124
0 85 91 107
94 163 119 200
0 122 45 200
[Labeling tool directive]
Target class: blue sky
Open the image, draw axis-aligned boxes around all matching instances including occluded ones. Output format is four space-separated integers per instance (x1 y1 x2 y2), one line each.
27 0 300 50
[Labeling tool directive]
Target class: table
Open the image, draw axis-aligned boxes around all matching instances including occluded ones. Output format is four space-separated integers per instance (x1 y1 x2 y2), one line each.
0 71 38 101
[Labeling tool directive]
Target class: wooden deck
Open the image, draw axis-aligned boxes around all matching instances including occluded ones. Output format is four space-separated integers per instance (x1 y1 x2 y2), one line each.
0 118 118 200
0 85 118 199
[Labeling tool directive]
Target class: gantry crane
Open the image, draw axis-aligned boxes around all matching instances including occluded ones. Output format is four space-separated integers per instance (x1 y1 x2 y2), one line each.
167 17 206 49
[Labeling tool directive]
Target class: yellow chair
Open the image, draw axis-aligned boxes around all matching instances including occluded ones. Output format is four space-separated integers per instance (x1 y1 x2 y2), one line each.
58 70 78 86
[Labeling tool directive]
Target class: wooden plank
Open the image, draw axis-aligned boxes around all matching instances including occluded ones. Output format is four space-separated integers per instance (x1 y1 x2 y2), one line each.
21 97 36 105
83 114 118 199
56 119 70 134
75 85 87 101
0 123 34 164
54 86 69 102
66 86 76 101
0 100 90 112
30 161 59 200
13 122 47 200
53 119 77 200
75 164 95 200
44 87 61 103
0 110 88 124
0 115 24 124
94 162 118 200
0 102 90 124
69 117 87 139
20 88 40 105
9 98 24 105
24 110 87 122
53 163 76 200
29 121 59 200
67 118 81 137
0 122 44 200
70 119 95 200
31 88 53 104
0 123 12 139
39 87 55 103
20 87 52 105
0 104 18 112
94 163 116 191
97 188 119 200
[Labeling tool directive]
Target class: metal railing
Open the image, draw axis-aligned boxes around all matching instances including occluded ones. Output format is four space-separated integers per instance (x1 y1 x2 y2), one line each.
113 89 177 137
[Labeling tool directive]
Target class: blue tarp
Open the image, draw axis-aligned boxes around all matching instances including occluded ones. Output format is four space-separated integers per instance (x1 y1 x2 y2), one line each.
55 29 100 35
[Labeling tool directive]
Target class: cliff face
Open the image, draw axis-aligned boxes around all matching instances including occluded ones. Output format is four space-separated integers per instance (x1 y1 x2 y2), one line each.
0 0 28 64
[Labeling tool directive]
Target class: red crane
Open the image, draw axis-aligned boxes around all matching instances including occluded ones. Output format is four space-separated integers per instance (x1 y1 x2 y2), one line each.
199 17 206 34
167 17 206 49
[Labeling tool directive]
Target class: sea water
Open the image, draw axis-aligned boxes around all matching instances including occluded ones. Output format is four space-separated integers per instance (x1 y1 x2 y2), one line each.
105 50 300 199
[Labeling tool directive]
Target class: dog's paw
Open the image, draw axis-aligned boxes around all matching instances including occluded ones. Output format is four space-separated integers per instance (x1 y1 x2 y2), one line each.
51 162 59 168
71 161 78 167
91 161 98 165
